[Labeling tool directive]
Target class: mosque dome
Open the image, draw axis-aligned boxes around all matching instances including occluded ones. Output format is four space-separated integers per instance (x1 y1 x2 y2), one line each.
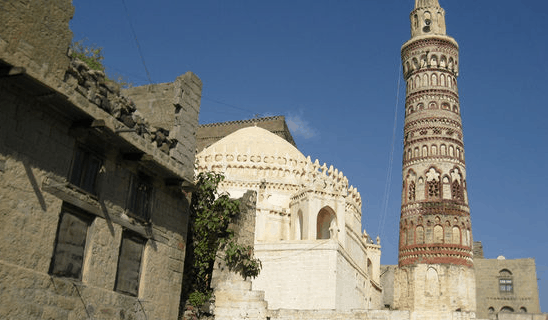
200 126 306 161
196 126 309 186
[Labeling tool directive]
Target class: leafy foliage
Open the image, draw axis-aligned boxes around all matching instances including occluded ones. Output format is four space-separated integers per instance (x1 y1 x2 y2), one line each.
69 39 133 87
70 39 105 71
182 172 261 308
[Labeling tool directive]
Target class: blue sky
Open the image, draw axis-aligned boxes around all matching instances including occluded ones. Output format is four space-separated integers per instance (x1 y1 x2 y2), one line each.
70 0 548 311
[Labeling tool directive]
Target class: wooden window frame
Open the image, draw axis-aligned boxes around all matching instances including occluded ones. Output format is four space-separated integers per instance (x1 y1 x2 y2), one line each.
127 173 153 222
69 145 103 196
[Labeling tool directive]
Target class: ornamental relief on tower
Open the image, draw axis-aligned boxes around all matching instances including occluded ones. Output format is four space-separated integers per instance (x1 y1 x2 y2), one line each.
406 71 458 92
402 166 467 205
403 55 458 77
399 216 472 250
402 39 458 59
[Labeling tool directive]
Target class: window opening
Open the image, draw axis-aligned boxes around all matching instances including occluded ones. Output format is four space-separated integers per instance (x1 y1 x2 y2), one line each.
128 174 153 221
115 230 146 296
49 204 93 280
69 146 102 195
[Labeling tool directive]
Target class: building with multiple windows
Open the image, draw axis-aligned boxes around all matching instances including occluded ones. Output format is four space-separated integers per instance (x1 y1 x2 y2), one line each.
0 2 201 318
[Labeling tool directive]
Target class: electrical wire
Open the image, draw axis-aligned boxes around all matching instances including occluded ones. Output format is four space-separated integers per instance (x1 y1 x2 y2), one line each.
120 0 153 84
377 60 403 240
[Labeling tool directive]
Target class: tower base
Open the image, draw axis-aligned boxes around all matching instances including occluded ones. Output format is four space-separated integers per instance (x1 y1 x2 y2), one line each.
394 264 476 313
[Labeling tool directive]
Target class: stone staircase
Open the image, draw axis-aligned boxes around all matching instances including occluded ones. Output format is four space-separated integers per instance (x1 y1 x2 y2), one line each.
214 279 267 320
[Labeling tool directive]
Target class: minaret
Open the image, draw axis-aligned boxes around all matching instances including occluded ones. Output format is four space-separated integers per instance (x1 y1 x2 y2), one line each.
394 0 476 314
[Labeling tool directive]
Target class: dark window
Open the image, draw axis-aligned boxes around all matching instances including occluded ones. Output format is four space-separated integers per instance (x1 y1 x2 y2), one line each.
70 147 102 195
50 204 92 280
127 174 153 221
115 231 146 296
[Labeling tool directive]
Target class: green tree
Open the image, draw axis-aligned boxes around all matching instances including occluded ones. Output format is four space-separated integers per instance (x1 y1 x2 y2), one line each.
182 172 261 308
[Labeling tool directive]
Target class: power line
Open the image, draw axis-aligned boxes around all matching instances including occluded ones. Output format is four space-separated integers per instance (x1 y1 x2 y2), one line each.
201 96 256 113
120 0 153 84
377 59 402 240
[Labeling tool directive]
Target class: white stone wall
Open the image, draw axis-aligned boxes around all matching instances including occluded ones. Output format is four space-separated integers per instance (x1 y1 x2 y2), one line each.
253 241 339 310
252 240 379 311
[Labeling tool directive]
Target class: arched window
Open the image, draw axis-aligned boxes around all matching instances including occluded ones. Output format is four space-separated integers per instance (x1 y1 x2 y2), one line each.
430 55 438 68
316 207 336 239
465 229 471 246
433 225 444 243
500 306 515 313
426 168 441 198
499 269 514 293
416 226 424 244
296 210 304 240
407 225 414 245
426 267 440 297
367 259 373 277
520 307 527 313
452 180 463 201
408 181 416 201
452 226 461 244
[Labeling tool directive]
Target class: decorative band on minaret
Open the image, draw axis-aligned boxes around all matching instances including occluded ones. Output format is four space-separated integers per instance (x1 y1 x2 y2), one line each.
395 0 476 313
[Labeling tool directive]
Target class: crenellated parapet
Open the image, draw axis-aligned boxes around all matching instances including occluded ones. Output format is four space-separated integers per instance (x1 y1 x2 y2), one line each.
196 145 361 207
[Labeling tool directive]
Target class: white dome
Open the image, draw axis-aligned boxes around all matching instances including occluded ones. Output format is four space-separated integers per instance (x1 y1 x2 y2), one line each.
196 126 309 186
200 126 305 161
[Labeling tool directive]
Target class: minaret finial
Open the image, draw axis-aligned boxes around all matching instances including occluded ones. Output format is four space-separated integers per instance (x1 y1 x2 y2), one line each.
415 0 440 9
410 0 446 37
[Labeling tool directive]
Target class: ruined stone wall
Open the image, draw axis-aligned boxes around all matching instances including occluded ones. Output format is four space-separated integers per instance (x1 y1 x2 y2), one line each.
0 0 73 84
123 71 202 172
381 265 397 309
211 190 258 288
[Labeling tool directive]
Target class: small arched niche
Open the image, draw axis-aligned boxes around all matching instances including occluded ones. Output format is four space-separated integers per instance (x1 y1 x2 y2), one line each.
316 206 337 240
295 209 304 240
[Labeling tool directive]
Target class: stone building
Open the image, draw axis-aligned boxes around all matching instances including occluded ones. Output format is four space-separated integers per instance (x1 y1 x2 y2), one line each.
195 126 382 311
0 1 201 319
474 242 542 319
394 0 476 317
